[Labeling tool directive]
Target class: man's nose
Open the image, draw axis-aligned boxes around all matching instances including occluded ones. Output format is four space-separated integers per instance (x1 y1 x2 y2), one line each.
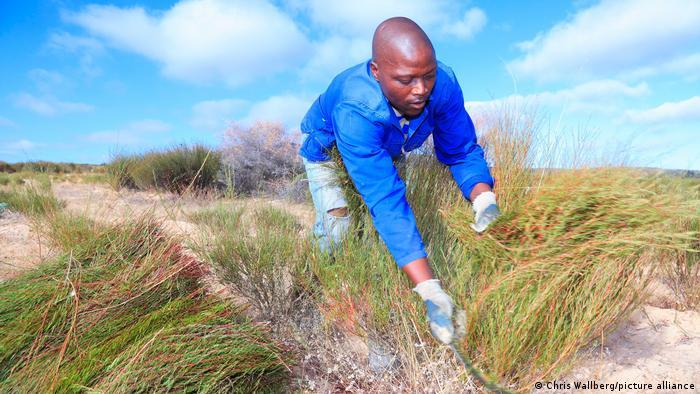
412 79 429 97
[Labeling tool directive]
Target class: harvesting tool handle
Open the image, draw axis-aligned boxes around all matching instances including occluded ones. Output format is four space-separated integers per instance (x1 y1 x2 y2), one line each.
448 341 514 394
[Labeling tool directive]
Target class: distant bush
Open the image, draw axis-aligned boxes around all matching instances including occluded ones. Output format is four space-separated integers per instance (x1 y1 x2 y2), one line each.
7 161 99 174
0 161 16 173
106 155 137 190
107 144 221 194
220 121 303 197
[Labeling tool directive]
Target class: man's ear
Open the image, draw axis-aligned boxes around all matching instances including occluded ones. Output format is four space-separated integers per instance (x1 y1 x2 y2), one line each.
370 61 379 80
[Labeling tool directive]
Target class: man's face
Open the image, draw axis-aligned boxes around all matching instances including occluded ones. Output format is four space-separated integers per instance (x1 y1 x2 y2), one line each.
370 47 437 118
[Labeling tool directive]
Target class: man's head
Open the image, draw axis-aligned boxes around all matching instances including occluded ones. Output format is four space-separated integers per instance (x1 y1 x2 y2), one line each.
371 17 436 118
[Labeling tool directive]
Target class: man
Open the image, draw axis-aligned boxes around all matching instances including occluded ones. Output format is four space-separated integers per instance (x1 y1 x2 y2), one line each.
299 17 500 345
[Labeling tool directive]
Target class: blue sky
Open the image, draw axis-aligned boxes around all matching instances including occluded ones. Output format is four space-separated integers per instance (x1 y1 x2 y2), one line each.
1 0 698 169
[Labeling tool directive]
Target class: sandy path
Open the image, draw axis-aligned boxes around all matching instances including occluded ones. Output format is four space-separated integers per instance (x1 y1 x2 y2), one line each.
0 210 55 281
546 285 700 393
51 182 314 235
569 306 699 380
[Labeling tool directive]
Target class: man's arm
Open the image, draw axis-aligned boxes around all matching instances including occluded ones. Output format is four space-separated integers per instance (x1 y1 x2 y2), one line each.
470 182 492 201
332 102 427 268
402 257 432 285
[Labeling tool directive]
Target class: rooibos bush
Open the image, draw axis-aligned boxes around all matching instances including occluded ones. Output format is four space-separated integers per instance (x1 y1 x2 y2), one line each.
0 210 291 392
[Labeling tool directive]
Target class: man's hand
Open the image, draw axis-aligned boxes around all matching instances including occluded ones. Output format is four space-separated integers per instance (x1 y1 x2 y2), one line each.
413 279 454 344
470 191 500 233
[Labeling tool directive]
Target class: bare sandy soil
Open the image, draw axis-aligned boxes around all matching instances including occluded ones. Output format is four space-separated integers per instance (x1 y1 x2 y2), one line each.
2 182 698 392
52 182 314 236
547 281 700 393
0 210 55 281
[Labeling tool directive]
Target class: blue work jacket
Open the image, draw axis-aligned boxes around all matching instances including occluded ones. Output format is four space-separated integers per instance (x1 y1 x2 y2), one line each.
299 59 493 267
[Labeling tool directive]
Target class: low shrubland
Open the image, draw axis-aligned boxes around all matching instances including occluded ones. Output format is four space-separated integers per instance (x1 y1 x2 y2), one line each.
3 106 698 392
107 144 222 194
0 161 101 174
0 189 292 392
0 161 108 189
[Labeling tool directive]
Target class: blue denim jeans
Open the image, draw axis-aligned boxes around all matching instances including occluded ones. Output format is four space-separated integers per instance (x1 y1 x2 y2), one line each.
302 155 350 253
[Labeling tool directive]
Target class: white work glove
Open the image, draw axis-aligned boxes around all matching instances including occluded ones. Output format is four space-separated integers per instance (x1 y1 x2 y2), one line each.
413 279 454 344
470 191 501 233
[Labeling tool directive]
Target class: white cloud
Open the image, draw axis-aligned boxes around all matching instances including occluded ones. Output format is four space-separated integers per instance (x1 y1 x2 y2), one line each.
0 116 15 128
509 0 700 81
47 32 104 77
6 140 36 151
28 69 66 90
191 99 248 130
301 0 442 37
48 32 104 53
293 2 487 82
63 0 312 86
299 0 482 40
465 79 649 115
85 119 171 145
623 96 700 124
628 52 700 81
12 92 93 116
441 8 487 41
62 1 487 87
239 95 312 130
193 95 311 132
300 36 370 82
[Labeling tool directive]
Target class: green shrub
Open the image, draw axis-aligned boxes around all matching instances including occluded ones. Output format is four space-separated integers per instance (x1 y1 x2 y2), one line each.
106 155 136 190
193 204 308 326
662 177 700 310
0 186 63 217
447 168 696 387
107 145 222 193
0 212 291 392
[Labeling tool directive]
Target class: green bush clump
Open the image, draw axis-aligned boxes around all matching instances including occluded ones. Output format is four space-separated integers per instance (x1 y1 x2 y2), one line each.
106 155 137 190
0 186 64 217
107 144 222 194
193 204 308 326
0 211 291 392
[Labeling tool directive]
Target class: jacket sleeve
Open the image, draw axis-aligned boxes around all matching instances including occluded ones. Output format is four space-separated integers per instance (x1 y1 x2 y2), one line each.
433 77 494 201
333 102 427 267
